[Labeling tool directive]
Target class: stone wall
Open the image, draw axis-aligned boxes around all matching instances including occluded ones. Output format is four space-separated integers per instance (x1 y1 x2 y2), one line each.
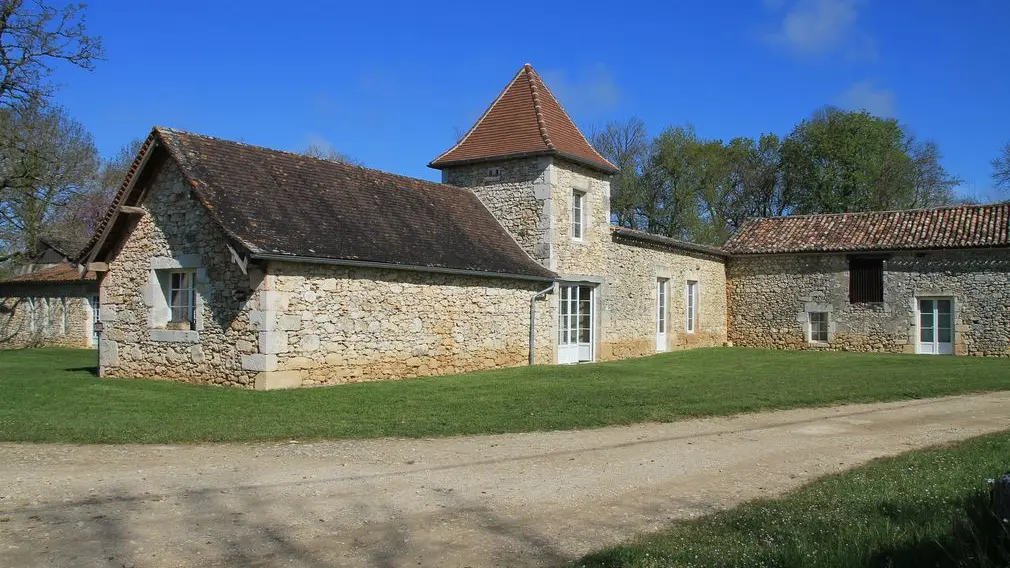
98 158 260 386
446 156 729 363
548 159 727 359
602 237 728 359
727 249 1010 356
443 158 552 265
246 261 554 388
0 284 95 348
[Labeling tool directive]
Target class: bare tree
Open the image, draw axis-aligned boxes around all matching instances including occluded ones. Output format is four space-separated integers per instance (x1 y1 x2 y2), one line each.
0 1 101 265
0 0 103 108
301 143 360 166
589 118 649 227
993 141 1010 192
45 138 144 254
0 103 98 258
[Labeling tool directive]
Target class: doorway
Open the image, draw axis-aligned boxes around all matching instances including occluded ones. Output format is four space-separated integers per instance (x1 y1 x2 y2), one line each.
558 284 594 364
917 298 953 355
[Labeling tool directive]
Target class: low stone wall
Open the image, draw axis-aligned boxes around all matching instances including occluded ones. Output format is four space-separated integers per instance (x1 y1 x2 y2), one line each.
246 262 554 388
727 249 1010 356
0 284 95 349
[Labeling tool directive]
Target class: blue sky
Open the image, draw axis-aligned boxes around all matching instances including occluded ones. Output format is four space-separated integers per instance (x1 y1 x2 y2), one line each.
57 0 1009 201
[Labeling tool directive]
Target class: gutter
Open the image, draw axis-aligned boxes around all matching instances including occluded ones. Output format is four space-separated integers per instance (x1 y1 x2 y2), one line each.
529 283 555 365
248 253 556 283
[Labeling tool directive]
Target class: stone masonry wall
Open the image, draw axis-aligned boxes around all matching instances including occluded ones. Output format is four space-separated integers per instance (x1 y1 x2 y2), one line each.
252 261 554 387
99 158 260 386
446 157 728 363
0 284 95 348
549 159 727 359
727 249 1010 356
443 158 552 265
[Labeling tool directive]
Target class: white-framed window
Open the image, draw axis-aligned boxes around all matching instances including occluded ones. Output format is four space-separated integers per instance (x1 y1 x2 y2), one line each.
168 271 196 328
657 278 668 334
685 280 698 333
808 312 829 343
90 294 100 347
485 166 501 180
571 190 585 240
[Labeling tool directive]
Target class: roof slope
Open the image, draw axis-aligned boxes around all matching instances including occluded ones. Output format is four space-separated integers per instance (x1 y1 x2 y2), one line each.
612 228 728 258
429 64 617 174
82 128 556 280
724 203 1010 254
1 263 96 284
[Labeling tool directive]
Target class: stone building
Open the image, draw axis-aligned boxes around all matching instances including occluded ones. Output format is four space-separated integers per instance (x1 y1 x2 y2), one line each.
723 205 1010 356
67 63 1009 389
71 64 726 388
0 240 99 348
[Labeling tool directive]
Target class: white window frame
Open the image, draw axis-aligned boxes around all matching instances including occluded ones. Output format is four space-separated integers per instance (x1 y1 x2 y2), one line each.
808 311 829 344
657 279 668 334
656 278 668 351
41 297 51 336
571 189 585 241
148 255 204 343
685 280 698 333
168 270 196 329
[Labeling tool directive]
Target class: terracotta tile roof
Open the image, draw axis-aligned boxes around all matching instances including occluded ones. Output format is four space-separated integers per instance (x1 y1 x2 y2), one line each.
1 263 96 284
429 64 618 174
81 128 556 281
723 203 1010 254
612 228 728 258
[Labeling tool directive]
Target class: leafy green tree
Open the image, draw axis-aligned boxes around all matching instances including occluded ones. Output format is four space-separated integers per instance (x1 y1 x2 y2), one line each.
780 107 958 214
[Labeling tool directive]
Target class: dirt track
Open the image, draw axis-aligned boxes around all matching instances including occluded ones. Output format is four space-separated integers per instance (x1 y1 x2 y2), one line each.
2 392 1008 568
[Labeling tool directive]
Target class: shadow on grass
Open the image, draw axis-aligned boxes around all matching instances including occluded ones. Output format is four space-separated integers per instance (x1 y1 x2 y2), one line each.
869 493 1010 568
578 492 1010 568
65 366 98 377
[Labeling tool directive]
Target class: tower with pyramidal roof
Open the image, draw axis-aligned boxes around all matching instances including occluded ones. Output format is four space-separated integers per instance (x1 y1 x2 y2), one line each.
429 63 618 274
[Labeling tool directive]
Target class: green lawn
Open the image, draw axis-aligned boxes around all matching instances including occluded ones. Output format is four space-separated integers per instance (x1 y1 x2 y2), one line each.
575 431 1010 568
1 347 1009 444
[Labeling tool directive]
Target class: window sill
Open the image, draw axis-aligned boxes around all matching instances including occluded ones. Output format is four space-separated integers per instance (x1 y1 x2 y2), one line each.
808 341 831 348
150 329 200 343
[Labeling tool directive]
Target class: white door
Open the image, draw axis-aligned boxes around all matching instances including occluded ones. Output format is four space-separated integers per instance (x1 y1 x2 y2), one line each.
656 279 668 351
558 284 594 364
917 298 953 355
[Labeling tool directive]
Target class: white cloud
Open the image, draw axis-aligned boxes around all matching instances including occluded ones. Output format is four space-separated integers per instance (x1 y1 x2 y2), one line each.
540 64 621 116
835 81 895 117
765 0 875 59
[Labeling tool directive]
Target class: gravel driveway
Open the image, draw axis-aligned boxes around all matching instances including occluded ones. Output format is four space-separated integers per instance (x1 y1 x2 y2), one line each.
2 392 1009 568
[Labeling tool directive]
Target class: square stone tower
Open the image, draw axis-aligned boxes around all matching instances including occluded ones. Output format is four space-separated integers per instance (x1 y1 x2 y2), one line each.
428 64 618 275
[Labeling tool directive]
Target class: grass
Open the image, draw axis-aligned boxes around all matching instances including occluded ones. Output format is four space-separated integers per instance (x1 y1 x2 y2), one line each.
575 431 1010 568
0 347 1009 444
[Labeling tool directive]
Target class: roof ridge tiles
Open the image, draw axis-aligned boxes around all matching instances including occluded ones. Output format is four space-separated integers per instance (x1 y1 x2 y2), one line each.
524 64 556 151
429 63 617 174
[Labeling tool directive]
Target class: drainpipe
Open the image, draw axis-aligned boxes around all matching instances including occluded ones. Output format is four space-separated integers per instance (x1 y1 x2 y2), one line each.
529 283 555 365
